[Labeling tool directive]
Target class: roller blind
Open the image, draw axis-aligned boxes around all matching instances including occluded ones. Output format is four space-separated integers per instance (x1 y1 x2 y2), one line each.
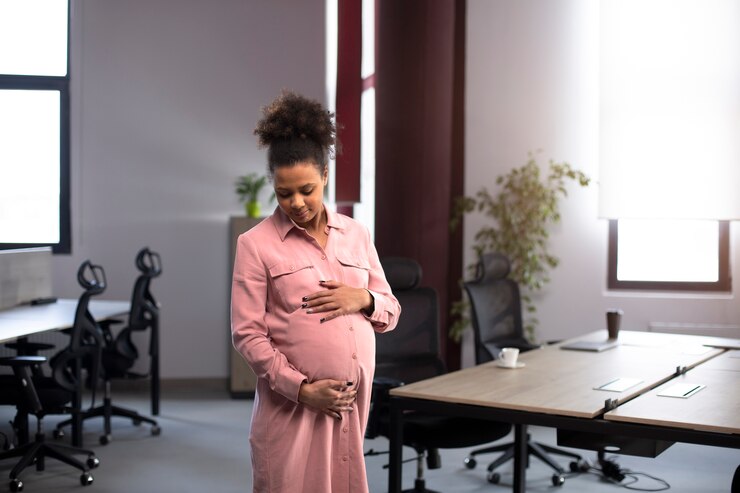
599 0 740 220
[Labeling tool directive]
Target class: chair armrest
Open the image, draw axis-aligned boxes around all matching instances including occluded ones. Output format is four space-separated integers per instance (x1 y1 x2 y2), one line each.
5 342 55 354
366 376 406 439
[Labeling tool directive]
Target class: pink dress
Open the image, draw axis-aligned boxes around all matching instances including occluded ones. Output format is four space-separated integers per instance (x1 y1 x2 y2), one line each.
231 206 400 493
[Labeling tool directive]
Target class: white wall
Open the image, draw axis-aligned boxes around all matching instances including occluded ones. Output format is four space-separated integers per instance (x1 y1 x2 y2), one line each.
52 0 326 378
464 0 739 365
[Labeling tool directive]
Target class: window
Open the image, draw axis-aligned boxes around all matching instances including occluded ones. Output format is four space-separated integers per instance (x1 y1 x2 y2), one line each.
0 0 71 253
608 219 730 291
600 0 738 291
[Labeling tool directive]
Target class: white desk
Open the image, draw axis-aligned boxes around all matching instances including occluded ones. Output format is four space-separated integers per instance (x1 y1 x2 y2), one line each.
0 298 130 447
0 299 130 343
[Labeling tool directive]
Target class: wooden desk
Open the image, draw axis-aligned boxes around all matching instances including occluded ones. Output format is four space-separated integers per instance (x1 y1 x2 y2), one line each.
606 350 740 435
388 331 740 492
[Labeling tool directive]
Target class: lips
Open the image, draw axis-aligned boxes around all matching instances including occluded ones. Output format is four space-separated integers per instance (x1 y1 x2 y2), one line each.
293 209 309 221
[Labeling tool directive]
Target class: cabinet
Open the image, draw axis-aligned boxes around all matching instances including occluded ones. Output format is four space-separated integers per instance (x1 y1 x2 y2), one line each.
229 216 261 398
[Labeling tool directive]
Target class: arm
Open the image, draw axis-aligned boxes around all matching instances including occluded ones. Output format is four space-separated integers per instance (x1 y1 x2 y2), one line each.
362 228 401 333
231 234 307 402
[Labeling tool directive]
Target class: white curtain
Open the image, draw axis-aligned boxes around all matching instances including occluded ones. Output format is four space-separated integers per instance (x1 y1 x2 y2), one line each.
599 0 740 220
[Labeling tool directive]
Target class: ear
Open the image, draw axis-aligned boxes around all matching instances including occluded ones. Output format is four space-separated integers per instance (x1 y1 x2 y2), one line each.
322 168 328 186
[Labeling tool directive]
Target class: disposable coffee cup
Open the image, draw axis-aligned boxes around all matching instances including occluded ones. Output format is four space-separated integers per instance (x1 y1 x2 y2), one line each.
499 347 520 367
606 309 623 340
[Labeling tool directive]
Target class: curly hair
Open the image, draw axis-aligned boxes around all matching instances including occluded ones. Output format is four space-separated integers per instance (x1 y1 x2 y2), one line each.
254 91 337 176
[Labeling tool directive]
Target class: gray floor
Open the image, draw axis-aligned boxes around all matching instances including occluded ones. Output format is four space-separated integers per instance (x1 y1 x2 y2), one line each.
0 384 737 492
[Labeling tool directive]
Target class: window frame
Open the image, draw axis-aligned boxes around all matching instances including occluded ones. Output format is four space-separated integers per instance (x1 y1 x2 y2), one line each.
607 219 731 292
0 3 71 254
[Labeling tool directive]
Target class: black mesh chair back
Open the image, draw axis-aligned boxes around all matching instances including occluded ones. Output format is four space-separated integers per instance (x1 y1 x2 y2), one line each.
376 257 445 384
464 252 537 363
107 247 161 374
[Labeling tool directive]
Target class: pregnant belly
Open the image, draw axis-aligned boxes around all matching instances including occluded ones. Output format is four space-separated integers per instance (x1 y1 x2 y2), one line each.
271 312 375 382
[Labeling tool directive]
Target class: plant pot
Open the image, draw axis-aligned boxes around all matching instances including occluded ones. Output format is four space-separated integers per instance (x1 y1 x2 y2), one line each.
246 201 261 218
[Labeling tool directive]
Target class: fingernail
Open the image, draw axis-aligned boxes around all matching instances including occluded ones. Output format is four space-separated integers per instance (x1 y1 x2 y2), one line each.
320 317 325 323
301 303 307 308
346 381 353 386
302 296 308 302
307 309 313 314
319 280 325 283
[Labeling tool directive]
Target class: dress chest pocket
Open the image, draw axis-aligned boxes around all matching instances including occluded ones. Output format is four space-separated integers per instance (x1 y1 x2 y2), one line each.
268 260 317 311
335 250 371 288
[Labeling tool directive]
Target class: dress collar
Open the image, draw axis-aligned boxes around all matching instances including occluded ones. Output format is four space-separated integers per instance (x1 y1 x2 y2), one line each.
272 205 346 241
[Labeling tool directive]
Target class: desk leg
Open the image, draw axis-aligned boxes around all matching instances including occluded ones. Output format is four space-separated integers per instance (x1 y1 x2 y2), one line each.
513 424 527 493
388 403 403 493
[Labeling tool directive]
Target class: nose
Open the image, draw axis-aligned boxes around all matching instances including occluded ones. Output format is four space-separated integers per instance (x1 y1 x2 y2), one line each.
291 195 304 209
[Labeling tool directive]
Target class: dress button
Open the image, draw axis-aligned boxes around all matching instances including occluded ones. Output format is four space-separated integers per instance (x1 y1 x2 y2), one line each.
342 456 348 462
352 353 357 359
321 255 326 260
289 265 295 271
349 326 354 331
343 427 348 433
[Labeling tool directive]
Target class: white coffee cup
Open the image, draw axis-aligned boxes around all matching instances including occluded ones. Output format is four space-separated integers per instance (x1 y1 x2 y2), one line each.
499 347 520 367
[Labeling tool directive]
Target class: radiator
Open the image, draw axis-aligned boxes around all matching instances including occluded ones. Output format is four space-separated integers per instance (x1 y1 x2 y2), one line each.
647 322 740 338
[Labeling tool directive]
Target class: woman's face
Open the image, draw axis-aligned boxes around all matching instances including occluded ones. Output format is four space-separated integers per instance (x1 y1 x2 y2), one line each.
273 162 328 227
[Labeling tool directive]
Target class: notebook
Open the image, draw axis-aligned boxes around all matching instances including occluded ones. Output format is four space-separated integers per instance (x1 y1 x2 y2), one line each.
560 340 619 352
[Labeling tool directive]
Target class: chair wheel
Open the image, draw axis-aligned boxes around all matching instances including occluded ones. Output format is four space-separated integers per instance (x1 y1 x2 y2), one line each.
10 478 23 492
570 459 589 472
487 471 501 484
463 457 477 469
87 455 100 469
99 434 111 445
80 472 94 486
151 425 161 436
552 474 565 486
53 428 64 440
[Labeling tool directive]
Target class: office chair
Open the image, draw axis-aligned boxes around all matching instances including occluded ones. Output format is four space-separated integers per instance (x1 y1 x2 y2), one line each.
0 260 105 491
366 257 512 493
55 248 162 445
462 252 586 486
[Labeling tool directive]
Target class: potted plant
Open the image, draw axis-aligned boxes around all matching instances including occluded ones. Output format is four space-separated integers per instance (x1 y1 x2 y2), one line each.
449 152 590 342
235 173 269 218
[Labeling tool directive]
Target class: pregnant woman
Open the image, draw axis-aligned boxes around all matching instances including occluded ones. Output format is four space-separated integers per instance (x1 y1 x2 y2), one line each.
231 91 400 492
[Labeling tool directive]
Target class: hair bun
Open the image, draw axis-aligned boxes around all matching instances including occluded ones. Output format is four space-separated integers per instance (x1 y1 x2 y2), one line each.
254 91 336 150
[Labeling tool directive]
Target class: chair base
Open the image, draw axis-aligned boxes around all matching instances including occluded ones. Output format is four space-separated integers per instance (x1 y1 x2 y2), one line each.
403 478 441 493
55 396 159 445
467 435 584 478
0 432 98 487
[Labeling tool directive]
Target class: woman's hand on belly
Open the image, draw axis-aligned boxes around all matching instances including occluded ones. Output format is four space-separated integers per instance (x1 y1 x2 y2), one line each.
298 379 357 420
302 280 373 323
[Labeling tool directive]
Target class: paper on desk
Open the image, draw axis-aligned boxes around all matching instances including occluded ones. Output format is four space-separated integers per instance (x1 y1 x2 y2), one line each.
594 377 643 393
657 382 705 398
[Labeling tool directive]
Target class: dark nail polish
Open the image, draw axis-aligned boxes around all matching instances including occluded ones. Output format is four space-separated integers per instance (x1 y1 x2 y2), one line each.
302 296 308 302
301 303 307 308
320 317 325 323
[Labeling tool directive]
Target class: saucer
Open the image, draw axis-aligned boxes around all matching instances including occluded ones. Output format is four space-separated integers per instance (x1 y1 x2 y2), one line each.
496 361 525 369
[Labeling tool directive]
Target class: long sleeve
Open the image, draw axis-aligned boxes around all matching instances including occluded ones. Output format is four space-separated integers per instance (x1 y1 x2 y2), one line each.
360 227 401 333
230 233 307 402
